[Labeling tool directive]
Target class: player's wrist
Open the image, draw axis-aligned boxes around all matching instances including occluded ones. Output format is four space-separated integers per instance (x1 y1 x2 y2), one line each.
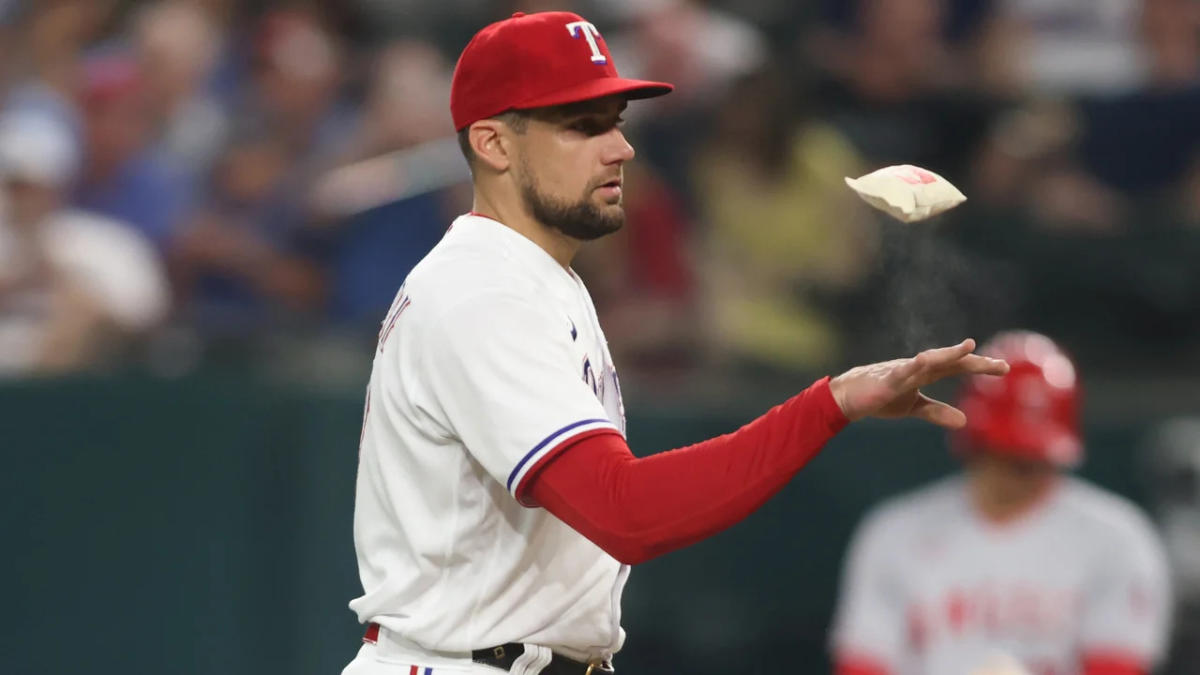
808 375 853 432
827 373 859 422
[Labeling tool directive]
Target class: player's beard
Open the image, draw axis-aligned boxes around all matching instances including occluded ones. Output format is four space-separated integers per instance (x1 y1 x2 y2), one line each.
517 161 624 241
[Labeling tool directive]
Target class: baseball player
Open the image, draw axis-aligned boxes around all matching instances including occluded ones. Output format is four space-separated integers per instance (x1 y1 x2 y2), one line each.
342 11 1009 675
830 331 1172 675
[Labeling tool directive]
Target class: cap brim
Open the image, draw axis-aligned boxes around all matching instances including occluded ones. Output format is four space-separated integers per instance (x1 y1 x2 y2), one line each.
513 77 673 112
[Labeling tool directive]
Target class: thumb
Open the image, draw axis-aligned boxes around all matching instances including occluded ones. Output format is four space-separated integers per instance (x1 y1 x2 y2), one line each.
910 394 967 429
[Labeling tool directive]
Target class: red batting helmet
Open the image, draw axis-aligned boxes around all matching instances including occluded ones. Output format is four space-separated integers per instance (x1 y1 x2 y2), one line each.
954 331 1082 466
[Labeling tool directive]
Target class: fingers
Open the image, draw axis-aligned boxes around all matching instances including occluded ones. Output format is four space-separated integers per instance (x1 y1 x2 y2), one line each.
955 353 1010 376
900 340 1011 390
911 394 967 429
890 339 979 389
920 339 976 368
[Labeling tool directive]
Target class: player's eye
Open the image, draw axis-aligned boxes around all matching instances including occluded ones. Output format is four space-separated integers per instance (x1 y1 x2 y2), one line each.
568 119 600 134
568 117 619 136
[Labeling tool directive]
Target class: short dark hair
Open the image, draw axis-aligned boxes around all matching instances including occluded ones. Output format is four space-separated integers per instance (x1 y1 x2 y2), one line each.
457 110 530 169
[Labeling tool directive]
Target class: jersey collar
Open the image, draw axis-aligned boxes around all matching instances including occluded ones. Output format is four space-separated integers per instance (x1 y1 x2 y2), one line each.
452 212 582 287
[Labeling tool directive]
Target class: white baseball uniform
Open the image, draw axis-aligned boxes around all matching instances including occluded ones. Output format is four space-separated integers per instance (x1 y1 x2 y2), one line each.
831 475 1171 675
345 213 628 674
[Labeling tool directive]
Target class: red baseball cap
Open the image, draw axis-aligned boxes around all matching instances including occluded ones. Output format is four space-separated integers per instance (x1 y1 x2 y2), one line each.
450 11 673 131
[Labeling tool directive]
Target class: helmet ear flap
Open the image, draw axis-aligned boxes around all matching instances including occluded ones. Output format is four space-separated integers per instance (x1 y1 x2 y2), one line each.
953 331 1082 467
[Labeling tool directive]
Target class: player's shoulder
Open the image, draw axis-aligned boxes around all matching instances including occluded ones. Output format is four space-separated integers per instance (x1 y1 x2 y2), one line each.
1056 476 1159 542
403 215 545 316
854 476 966 541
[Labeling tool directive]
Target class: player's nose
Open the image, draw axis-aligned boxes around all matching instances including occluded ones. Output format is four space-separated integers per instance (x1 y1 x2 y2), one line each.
602 128 635 165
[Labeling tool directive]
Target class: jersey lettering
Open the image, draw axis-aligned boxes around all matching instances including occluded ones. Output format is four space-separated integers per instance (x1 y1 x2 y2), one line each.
582 355 600 397
908 584 1078 649
379 285 412 352
566 21 607 64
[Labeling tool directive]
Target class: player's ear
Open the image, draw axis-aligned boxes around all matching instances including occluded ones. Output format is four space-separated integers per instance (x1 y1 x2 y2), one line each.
468 119 512 173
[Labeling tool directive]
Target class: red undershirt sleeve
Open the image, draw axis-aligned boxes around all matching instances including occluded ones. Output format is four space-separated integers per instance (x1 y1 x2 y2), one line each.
525 376 849 564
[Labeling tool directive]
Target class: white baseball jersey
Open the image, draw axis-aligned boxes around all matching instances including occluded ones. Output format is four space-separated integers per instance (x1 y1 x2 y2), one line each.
349 213 628 663
831 475 1171 675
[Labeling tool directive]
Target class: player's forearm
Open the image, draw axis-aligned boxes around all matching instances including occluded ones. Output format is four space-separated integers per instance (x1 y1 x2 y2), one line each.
528 377 848 564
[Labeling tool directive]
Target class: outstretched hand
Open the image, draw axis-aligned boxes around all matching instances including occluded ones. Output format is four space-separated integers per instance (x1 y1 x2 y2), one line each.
829 339 1009 428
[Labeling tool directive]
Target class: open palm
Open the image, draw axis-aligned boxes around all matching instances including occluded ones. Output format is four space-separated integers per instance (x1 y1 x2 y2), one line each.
830 339 1010 428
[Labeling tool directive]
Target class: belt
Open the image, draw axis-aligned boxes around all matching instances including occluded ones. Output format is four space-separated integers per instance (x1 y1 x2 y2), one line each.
472 642 613 675
363 623 614 675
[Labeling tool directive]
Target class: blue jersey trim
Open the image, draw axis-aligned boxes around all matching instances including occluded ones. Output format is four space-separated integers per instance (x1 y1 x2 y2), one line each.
506 418 612 492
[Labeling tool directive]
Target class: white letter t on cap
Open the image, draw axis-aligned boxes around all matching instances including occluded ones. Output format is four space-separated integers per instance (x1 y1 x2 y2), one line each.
566 21 607 64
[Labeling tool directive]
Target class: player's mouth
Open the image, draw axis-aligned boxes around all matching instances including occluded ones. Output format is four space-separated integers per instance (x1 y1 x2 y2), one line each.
595 178 622 201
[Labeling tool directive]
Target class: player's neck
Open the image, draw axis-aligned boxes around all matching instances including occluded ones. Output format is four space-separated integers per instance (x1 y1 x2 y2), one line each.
968 472 1059 526
469 193 581 270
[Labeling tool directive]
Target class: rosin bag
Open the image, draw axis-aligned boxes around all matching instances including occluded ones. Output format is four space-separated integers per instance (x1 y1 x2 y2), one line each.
844 164 967 223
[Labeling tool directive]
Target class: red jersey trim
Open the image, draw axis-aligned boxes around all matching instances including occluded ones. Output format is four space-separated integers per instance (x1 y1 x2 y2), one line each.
833 650 892 675
1080 649 1149 675
468 211 504 225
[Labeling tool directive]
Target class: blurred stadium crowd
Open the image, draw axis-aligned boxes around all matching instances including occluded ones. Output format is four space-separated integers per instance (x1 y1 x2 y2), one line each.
6 2 1200 674
1 0 1199 385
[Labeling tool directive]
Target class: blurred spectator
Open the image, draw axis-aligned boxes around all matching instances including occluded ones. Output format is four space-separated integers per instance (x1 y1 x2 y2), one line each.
1141 0 1200 89
608 0 767 112
179 0 249 108
131 0 229 181
691 67 878 373
959 87 1200 369
72 51 194 251
817 0 992 41
0 0 110 144
168 125 328 338
606 0 769 198
1075 88 1200 201
22 0 114 100
243 8 354 167
1068 0 1200 202
944 0 1200 222
167 8 359 340
0 0 20 95
0 111 168 376
811 0 962 103
977 0 1148 97
368 43 448 150
0 0 1194 382
810 0 993 178
969 99 1127 232
313 39 465 327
